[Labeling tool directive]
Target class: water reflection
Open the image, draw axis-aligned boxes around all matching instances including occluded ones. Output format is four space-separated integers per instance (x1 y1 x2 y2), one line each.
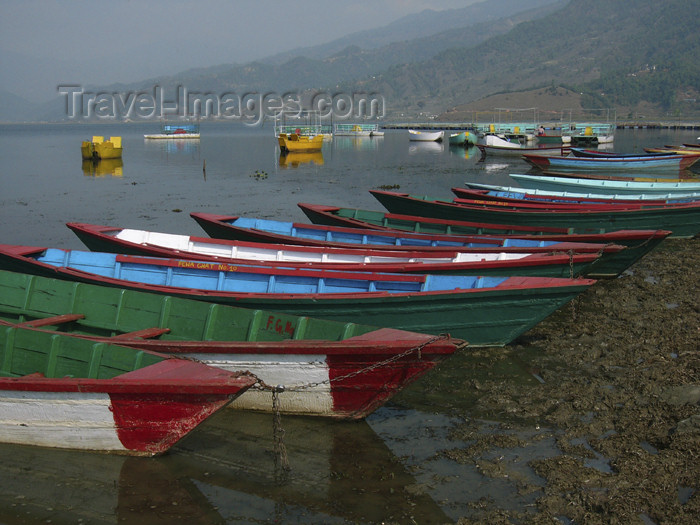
81 158 124 177
449 144 481 160
144 137 201 156
332 136 383 151
0 410 449 524
408 141 444 155
278 151 324 168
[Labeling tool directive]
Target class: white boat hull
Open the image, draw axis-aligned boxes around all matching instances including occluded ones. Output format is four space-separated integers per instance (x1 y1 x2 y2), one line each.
408 130 444 142
188 354 335 416
144 134 201 139
0 391 130 452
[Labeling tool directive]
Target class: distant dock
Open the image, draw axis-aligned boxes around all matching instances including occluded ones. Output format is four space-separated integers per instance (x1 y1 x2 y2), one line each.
381 122 700 131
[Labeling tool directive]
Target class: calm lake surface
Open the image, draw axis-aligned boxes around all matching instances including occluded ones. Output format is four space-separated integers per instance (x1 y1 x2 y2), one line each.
0 123 698 524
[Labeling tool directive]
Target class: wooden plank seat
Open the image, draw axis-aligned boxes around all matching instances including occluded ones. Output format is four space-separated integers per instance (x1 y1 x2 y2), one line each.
110 327 171 340
19 314 86 327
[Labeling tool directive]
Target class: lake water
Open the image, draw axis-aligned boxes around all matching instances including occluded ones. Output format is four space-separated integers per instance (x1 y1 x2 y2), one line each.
0 123 698 524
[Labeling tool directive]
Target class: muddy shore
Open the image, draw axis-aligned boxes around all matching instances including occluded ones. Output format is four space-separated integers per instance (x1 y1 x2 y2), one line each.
411 238 699 524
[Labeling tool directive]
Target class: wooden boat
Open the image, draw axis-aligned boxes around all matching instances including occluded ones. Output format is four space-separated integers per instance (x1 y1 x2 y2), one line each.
193 212 658 278
190 212 624 254
462 181 700 202
0 322 255 455
80 136 122 160
509 173 700 196
408 129 444 142
643 146 700 156
0 269 460 419
523 152 700 172
144 123 200 140
333 123 383 137
449 188 685 210
477 134 568 157
297 203 671 277
278 133 324 152
448 132 466 145
0 246 597 347
534 125 572 144
570 147 675 158
478 143 568 157
67 222 604 279
448 131 477 146
370 189 700 238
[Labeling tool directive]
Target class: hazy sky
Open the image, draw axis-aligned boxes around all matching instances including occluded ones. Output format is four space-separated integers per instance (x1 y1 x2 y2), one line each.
1 0 474 102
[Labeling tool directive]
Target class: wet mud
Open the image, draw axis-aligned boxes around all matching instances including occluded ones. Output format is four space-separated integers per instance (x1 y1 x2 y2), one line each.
439 238 699 524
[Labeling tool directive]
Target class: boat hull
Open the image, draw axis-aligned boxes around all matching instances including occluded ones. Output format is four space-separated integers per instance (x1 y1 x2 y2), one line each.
0 270 458 419
509 173 700 195
297 203 671 277
0 325 254 455
0 247 596 347
408 130 444 142
278 134 324 152
370 190 700 238
81 137 122 160
523 153 699 172
463 181 700 201
477 144 568 157
67 222 603 279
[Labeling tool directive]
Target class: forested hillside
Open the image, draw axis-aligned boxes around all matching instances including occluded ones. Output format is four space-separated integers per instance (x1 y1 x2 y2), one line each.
358 0 700 118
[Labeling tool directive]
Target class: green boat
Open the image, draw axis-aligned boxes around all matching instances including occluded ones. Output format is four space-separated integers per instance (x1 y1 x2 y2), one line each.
298 203 671 278
368 190 700 239
0 269 462 419
0 248 596 348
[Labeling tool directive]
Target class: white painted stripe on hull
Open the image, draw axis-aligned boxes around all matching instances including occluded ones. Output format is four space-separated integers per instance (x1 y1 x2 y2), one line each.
187 354 334 416
0 391 126 451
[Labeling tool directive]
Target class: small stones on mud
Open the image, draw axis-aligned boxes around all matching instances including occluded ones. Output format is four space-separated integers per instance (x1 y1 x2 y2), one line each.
450 238 700 523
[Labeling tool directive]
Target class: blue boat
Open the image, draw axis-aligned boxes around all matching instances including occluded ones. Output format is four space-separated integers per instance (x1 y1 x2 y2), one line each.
524 152 700 172
190 213 608 252
144 123 200 139
0 244 596 347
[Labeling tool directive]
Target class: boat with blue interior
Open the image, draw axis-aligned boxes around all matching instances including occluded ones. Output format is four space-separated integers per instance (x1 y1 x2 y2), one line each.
144 123 200 139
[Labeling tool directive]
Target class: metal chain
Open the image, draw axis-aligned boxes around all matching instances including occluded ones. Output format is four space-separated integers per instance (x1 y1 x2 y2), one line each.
251 333 458 473
253 334 452 393
271 387 290 474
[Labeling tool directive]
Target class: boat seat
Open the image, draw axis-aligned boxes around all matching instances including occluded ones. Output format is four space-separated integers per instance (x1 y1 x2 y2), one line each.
19 314 86 328
111 327 171 340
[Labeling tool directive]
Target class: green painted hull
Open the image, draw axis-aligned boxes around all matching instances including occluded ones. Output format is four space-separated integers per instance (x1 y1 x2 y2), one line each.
1 325 163 379
371 191 700 239
212 282 591 346
0 267 591 348
0 269 377 344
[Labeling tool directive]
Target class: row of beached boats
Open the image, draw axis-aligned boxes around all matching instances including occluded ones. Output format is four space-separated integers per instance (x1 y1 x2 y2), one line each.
2 150 699 456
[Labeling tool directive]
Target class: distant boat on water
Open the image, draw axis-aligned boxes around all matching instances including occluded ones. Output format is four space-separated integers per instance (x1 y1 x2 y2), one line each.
408 129 444 142
144 123 200 139
80 136 122 160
